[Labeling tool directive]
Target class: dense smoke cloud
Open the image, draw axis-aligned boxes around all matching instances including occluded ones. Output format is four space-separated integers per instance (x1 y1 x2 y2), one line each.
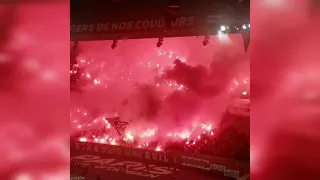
163 59 211 95
71 35 248 134
162 52 241 97
135 54 243 127
130 49 246 128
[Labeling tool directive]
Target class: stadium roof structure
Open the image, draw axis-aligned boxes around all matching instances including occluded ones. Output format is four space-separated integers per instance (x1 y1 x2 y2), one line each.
70 0 249 41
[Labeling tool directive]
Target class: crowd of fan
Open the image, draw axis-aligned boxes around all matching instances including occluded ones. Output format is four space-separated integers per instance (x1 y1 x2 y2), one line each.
164 125 250 161
114 119 250 162
73 112 250 162
73 124 249 162
149 113 249 162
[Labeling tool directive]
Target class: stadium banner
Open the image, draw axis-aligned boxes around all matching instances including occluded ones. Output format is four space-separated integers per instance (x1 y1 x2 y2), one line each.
72 155 178 178
181 156 241 178
181 156 211 170
71 16 196 34
72 141 180 164
71 15 217 41
224 169 240 179
71 141 247 178
70 14 249 41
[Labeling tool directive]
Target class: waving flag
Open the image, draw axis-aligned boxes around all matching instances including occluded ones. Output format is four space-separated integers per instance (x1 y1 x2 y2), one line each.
106 117 129 136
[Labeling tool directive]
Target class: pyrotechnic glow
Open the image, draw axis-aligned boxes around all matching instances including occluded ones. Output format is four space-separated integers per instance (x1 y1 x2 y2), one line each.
126 131 134 141
99 138 106 143
79 137 87 142
75 120 224 150
72 108 245 151
140 129 157 138
71 36 248 152
155 146 162 152
110 139 117 145
201 124 212 131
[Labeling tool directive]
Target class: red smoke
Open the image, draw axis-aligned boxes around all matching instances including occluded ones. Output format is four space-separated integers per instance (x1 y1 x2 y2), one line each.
251 0 320 179
0 3 69 179
70 35 249 146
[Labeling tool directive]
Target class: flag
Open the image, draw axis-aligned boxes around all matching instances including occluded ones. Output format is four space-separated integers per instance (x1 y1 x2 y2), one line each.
242 32 250 52
106 117 129 136
113 120 129 136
